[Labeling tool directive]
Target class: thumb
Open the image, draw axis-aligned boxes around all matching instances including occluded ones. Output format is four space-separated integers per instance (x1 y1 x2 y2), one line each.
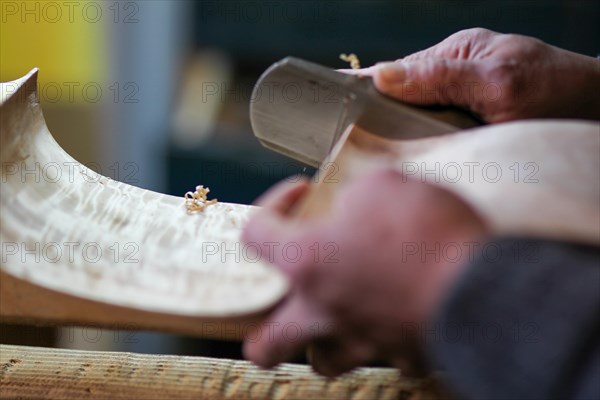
373 59 483 109
242 178 316 275
243 293 330 368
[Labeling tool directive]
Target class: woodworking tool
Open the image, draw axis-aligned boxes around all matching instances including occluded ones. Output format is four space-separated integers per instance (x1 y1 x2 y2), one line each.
250 57 482 167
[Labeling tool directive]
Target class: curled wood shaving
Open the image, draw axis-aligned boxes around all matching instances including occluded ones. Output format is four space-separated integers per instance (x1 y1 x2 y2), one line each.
340 53 361 69
184 185 218 212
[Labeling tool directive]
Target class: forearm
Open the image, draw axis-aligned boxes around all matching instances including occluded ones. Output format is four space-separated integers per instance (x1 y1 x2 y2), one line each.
428 237 600 400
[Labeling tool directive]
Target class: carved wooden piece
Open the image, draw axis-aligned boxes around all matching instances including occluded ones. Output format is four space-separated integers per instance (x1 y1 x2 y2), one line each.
299 120 600 245
0 345 448 400
1 68 598 342
0 70 288 338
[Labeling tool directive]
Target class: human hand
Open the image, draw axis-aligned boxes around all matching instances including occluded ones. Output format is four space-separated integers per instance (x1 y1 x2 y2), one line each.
242 170 487 376
343 28 600 123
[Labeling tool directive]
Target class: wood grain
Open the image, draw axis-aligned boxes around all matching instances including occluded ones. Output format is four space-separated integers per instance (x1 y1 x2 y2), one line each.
0 345 449 400
0 70 288 338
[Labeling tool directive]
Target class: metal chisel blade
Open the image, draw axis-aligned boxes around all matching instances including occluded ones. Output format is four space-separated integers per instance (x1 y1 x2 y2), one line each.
250 57 481 167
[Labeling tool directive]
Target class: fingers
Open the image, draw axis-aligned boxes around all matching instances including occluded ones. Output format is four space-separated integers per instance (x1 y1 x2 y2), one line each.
243 179 319 276
309 337 375 377
243 293 329 368
336 65 380 76
373 59 483 109
243 294 376 376
339 28 501 115
244 178 308 258
402 27 498 62
398 33 461 62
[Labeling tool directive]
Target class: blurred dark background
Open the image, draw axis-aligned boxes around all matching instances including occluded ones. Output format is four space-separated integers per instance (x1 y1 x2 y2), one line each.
1 0 598 358
193 0 599 67
169 0 599 204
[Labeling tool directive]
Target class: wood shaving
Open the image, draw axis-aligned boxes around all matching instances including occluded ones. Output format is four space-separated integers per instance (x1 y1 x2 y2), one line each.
340 53 361 69
184 185 218 212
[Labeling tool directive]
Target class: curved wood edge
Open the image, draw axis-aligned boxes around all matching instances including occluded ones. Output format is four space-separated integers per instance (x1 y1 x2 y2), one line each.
0 270 269 342
1 70 288 323
0 344 450 400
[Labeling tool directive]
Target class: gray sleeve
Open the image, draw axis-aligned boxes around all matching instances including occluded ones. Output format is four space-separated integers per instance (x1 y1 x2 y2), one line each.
428 238 600 400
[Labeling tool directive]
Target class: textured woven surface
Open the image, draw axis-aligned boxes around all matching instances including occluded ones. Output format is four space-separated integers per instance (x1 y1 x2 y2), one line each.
0 345 449 400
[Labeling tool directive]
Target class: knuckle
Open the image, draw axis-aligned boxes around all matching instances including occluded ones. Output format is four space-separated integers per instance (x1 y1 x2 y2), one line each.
452 27 496 41
445 28 498 60
497 33 548 57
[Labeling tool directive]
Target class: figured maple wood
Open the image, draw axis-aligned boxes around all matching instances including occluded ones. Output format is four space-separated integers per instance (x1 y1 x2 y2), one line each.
0 70 288 339
0 345 449 400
